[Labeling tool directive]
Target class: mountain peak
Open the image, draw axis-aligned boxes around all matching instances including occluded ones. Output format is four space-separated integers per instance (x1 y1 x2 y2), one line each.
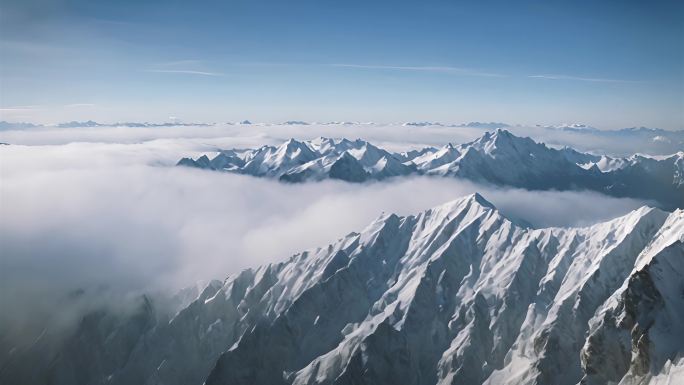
278 138 312 153
282 137 299 145
492 128 516 142
490 128 512 145
473 128 512 142
466 129 536 157
423 193 500 225
469 192 496 209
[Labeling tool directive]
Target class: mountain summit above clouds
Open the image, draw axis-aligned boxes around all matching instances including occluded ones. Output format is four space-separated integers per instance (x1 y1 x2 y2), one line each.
4 193 682 385
178 129 684 209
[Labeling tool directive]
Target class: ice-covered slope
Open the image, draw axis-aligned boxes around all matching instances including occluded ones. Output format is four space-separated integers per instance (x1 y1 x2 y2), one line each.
9 194 682 385
177 130 684 209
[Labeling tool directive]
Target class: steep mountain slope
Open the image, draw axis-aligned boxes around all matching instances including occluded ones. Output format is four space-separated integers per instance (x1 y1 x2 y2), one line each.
8 194 682 385
177 130 684 209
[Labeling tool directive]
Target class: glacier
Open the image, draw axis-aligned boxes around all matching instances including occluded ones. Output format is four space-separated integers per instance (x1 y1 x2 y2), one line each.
177 130 684 210
2 193 682 385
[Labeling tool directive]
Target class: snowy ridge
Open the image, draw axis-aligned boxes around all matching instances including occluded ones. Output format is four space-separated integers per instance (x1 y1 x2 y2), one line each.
11 194 683 385
177 130 684 209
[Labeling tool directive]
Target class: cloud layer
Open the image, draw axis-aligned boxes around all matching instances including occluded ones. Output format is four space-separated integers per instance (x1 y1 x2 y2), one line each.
0 124 661 345
1 122 682 156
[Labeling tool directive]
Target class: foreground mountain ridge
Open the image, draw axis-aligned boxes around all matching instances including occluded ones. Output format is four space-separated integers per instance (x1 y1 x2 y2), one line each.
4 193 682 385
177 130 684 209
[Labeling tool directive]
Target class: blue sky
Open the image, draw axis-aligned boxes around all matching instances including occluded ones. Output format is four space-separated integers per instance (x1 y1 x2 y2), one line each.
1 0 682 128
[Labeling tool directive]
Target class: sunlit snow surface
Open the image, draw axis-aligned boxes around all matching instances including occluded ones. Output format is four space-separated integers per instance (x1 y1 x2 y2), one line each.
3 194 680 385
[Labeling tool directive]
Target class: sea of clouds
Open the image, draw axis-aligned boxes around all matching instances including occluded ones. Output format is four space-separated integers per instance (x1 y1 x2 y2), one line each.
0 122 669 345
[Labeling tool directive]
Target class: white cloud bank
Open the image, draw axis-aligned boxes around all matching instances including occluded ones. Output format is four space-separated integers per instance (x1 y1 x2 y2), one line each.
0 124 659 342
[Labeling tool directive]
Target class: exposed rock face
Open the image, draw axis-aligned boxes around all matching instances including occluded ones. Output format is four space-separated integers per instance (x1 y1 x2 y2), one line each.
581 238 684 385
3 195 682 385
328 152 369 182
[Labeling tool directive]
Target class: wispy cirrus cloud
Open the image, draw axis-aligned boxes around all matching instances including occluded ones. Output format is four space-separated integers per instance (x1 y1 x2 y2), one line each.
0 105 40 112
528 74 642 83
156 59 204 67
145 69 224 77
144 59 224 77
2 104 94 112
332 63 505 78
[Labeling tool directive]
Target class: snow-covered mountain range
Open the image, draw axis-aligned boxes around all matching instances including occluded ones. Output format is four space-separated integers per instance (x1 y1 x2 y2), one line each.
178 129 684 209
0 120 214 129
3 194 682 385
